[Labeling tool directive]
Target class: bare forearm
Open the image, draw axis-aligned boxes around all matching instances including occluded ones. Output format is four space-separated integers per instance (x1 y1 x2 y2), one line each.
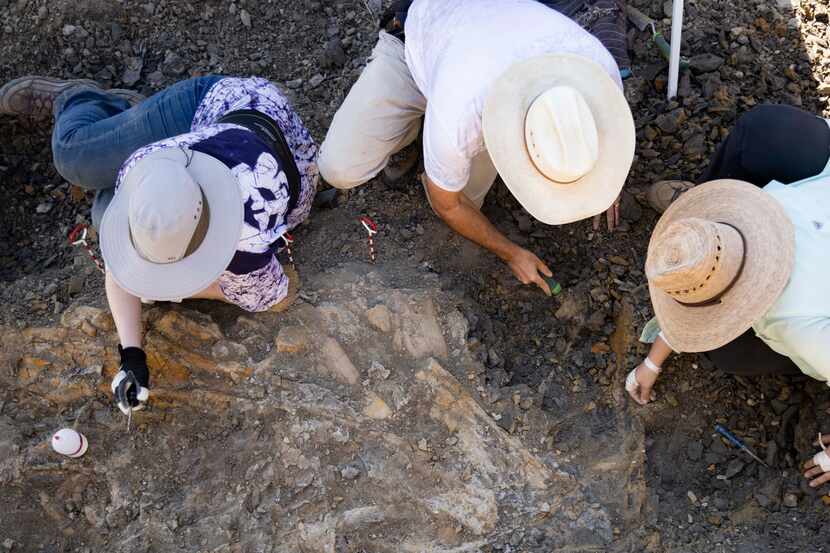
437 201 519 261
647 336 673 366
105 271 143 348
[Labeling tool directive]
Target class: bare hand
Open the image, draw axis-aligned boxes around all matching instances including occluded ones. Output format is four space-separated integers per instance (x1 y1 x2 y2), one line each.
626 363 659 405
507 248 553 295
803 434 830 489
593 195 621 232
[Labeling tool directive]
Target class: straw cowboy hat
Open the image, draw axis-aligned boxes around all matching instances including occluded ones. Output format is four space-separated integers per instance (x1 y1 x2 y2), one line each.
645 179 795 352
101 148 243 300
482 53 635 225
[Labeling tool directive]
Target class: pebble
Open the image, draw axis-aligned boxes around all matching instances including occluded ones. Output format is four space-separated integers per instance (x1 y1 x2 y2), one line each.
687 440 704 461
340 465 360 480
724 458 746 479
689 53 725 74
240 9 252 28
321 38 346 68
308 74 325 89
36 202 53 214
62 24 76 36
782 493 799 508
417 438 429 452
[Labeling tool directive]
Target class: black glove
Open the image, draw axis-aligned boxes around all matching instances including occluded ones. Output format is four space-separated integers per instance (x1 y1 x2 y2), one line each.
111 346 150 414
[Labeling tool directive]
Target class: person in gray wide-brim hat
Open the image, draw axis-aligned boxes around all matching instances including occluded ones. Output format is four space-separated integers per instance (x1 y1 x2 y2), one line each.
0 74 318 417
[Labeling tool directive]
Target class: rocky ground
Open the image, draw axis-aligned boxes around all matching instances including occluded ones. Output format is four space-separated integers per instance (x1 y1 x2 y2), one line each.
1 0 829 551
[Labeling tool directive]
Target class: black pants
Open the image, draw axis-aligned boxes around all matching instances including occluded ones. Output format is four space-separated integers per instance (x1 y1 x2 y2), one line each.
699 104 830 376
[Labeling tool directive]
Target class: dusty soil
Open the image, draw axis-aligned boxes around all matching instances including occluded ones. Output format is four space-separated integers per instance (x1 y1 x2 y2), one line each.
1 0 829 551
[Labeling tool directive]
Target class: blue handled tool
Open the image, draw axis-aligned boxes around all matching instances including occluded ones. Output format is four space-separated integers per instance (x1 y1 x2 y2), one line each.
715 424 769 468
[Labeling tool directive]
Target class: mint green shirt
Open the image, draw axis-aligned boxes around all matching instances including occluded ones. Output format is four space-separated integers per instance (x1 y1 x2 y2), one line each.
753 169 830 384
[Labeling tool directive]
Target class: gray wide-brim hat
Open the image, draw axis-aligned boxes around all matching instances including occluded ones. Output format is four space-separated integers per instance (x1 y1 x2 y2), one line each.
100 148 243 301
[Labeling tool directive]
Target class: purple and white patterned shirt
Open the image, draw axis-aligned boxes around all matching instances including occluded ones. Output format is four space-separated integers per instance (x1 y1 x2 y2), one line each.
114 77 318 311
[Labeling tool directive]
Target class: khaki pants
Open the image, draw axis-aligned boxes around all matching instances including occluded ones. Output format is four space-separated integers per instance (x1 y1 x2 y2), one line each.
318 31 498 209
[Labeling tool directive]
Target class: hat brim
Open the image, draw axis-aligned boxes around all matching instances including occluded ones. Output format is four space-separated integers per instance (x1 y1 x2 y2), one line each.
482 54 635 225
648 179 795 352
100 148 243 301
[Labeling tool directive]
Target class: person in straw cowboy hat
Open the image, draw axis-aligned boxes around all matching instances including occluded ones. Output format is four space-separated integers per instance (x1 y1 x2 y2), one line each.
318 0 635 295
0 75 317 416
625 104 830 489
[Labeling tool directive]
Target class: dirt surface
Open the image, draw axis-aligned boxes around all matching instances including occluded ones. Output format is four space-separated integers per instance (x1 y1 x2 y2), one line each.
1 0 829 551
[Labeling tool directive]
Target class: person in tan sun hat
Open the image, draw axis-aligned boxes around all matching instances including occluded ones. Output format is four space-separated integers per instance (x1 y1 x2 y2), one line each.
626 104 830 490
318 0 635 296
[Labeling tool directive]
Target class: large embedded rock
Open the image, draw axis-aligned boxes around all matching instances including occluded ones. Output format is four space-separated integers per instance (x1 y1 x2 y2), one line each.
0 264 633 552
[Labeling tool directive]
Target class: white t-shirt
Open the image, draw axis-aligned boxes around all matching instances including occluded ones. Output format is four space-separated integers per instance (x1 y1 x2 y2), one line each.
404 0 622 192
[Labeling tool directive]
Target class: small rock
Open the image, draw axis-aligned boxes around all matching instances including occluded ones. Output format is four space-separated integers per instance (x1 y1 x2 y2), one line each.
240 9 251 28
724 458 746 479
364 392 392 420
321 38 346 68
275 326 310 353
308 74 325 89
782 492 799 508
417 438 429 452
62 24 76 36
619 192 642 222
366 304 392 333
340 465 360 480
683 134 706 159
368 360 390 380
687 440 704 461
689 53 725 74
67 273 86 295
36 202 53 214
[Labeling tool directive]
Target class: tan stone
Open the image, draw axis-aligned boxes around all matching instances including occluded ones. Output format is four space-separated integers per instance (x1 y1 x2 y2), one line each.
363 392 393 420
154 310 223 344
79 320 97 338
365 304 392 333
320 338 360 385
275 326 310 353
394 298 447 359
60 305 113 332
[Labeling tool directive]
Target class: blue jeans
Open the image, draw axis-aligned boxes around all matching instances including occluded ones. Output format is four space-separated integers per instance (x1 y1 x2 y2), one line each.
51 75 223 227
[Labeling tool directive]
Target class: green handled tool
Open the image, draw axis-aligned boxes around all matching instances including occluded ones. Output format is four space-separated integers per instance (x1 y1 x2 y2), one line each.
715 424 769 468
651 23 689 70
544 276 562 296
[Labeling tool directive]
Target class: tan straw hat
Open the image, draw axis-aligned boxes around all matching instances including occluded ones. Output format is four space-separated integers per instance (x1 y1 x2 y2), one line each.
100 148 243 301
646 179 795 352
482 53 635 225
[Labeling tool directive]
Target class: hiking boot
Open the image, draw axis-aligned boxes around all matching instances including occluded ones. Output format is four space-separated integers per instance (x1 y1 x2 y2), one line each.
0 76 99 118
647 180 695 213
0 77 145 119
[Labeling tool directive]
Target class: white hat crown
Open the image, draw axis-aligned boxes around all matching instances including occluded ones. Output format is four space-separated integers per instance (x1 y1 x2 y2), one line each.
128 159 203 264
524 85 599 184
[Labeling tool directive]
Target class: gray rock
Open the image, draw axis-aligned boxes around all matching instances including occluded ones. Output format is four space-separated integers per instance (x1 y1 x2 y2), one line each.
724 458 746 479
321 38 346 68
683 134 706 159
782 492 799 508
689 53 725 74
308 73 325 89
240 9 251 28
620 191 642 222
687 440 703 461
340 465 361 480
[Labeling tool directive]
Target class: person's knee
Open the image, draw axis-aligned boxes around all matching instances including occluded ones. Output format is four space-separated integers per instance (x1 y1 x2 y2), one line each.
317 144 368 190
735 104 785 136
